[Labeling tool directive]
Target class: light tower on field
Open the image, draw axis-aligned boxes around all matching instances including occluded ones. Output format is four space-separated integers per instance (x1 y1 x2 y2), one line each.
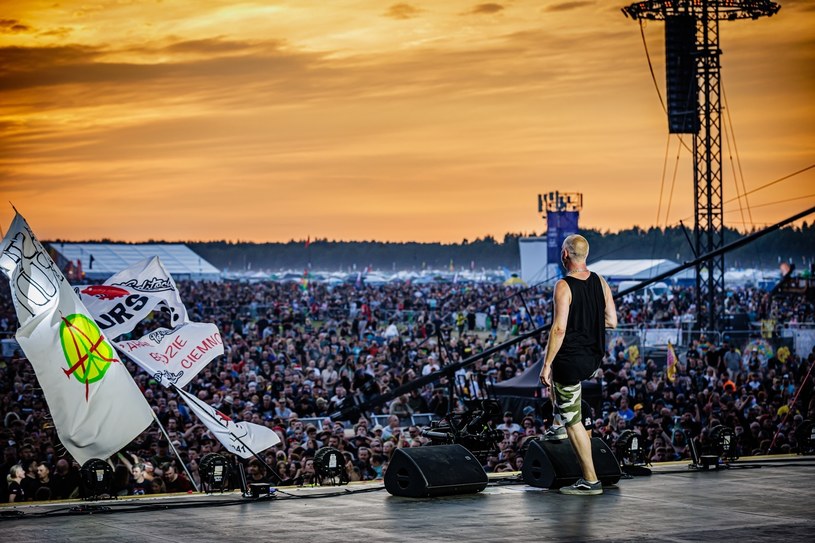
622 0 781 331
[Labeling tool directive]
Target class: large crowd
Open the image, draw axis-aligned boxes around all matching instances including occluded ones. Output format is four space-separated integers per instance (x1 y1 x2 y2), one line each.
1 277 813 502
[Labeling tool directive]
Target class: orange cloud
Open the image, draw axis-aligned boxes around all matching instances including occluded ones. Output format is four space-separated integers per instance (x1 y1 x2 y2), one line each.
384 4 422 20
467 4 505 15
0 1 812 243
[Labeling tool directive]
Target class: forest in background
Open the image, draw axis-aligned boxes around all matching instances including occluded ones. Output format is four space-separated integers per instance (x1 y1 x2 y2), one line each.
167 223 815 271
47 224 815 272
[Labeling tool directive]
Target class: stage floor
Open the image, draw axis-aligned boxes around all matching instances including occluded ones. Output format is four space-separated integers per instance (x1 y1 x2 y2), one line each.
2 456 814 542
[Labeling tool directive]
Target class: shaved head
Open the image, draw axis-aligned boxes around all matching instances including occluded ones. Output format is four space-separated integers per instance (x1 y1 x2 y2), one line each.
562 234 589 262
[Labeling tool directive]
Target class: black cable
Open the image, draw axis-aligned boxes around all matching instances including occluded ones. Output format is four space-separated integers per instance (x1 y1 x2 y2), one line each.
275 485 386 499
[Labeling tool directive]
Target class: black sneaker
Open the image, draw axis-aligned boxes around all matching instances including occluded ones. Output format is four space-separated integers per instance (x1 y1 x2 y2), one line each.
559 478 603 495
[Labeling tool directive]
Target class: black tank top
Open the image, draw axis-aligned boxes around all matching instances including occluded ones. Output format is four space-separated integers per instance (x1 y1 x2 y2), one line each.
552 272 606 385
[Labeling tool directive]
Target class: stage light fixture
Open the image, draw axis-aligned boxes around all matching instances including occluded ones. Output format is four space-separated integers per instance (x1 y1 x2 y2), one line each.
690 425 739 470
709 425 739 463
79 458 114 500
795 420 815 455
615 429 651 476
199 453 229 493
313 447 348 486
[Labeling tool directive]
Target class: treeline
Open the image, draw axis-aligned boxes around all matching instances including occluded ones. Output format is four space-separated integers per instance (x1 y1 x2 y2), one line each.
182 223 815 271
54 223 815 272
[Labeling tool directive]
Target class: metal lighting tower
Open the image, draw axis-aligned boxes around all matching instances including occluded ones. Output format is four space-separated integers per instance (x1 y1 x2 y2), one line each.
622 1 780 331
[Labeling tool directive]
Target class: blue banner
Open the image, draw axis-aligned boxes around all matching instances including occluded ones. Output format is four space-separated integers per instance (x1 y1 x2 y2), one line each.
546 211 579 262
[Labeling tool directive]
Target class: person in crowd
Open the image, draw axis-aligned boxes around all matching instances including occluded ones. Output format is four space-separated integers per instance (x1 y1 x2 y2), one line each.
6 464 25 502
51 458 81 500
34 462 53 501
162 462 194 493
128 463 152 495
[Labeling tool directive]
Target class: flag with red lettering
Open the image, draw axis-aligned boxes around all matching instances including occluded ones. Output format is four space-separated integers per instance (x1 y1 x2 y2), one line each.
78 257 223 388
0 213 153 465
666 341 678 382
116 323 222 388
175 387 280 459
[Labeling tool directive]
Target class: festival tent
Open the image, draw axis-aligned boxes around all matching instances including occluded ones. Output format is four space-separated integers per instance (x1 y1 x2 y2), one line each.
48 243 221 281
489 360 547 421
490 359 602 422
587 259 694 284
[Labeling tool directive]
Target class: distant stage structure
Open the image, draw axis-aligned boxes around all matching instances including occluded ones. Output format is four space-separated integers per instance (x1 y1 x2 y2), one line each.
622 0 781 331
519 191 582 284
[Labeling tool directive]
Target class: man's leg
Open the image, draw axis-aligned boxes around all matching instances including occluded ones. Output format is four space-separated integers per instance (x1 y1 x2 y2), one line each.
554 382 601 491
566 421 598 482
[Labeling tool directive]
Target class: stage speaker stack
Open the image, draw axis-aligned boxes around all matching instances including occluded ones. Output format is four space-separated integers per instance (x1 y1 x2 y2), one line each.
384 444 488 498
665 14 699 134
522 437 621 489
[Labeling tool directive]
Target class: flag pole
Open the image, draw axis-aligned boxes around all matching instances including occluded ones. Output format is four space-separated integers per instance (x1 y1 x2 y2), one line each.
225 424 284 486
171 385 283 486
150 410 200 492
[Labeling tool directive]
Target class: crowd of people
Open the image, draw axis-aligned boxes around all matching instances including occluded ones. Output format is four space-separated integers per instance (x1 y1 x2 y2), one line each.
1 276 813 502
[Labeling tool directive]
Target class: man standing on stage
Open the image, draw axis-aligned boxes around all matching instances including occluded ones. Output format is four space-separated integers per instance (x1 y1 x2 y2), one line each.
540 234 617 495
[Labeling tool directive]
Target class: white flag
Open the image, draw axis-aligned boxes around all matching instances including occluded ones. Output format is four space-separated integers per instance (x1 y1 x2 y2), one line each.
0 213 153 465
175 387 280 459
75 284 165 341
77 257 223 387
76 256 188 340
106 256 188 324
116 322 223 388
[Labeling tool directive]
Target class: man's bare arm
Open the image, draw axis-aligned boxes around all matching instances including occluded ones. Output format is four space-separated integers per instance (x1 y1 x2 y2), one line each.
540 279 571 386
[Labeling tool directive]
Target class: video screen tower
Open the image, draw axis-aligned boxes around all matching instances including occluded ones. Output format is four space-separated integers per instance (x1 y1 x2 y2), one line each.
538 191 583 280
622 0 781 331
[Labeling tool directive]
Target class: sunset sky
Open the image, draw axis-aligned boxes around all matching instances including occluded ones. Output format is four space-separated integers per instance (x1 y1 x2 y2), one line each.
1 1 813 243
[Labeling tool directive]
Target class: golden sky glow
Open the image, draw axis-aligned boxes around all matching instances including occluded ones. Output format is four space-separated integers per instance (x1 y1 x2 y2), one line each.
1 1 813 243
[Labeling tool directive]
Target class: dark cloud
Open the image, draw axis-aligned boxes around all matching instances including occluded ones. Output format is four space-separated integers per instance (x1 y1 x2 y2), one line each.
39 27 72 38
163 37 271 55
544 1 594 12
0 40 300 92
384 3 422 20
468 4 505 15
0 19 31 33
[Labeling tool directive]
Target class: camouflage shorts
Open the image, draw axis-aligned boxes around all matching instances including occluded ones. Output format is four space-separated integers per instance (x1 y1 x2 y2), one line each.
552 382 583 428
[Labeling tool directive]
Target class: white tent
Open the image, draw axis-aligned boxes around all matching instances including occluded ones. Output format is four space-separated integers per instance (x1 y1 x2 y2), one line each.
49 243 221 281
588 259 694 284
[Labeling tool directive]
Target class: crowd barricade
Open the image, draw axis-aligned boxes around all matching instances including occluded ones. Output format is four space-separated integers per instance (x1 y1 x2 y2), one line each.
778 322 815 358
411 413 436 426
641 327 682 347
371 414 391 427
296 416 325 428
606 326 642 357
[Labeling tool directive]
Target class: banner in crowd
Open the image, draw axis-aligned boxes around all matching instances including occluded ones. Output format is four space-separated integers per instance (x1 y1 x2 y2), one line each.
78 257 223 388
0 212 153 465
175 387 281 459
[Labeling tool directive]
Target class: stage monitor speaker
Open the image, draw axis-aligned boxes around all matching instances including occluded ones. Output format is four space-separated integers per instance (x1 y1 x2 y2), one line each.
384 444 488 498
522 437 621 489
